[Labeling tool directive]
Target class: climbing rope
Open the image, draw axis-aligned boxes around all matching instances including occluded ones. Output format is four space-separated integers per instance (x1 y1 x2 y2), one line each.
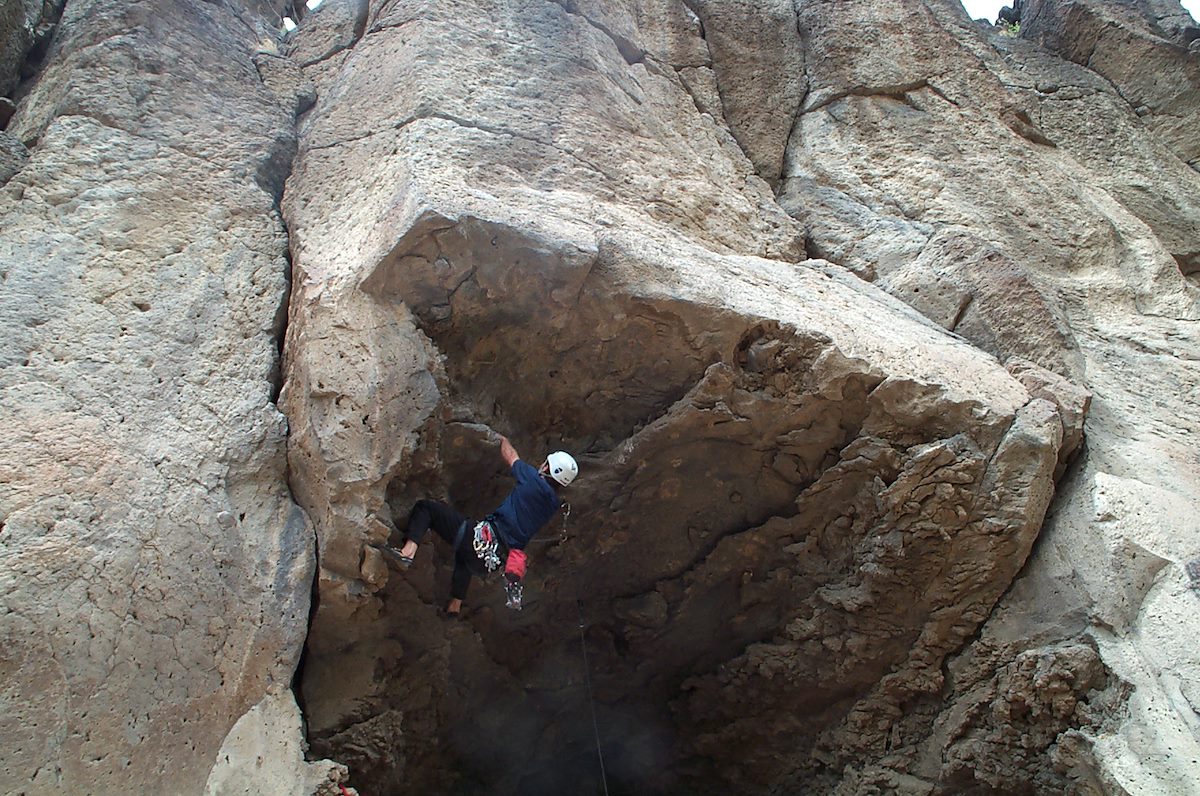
576 596 611 796
557 500 609 796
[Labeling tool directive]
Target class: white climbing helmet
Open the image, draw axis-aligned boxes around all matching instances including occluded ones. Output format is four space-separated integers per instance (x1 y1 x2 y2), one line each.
545 451 578 486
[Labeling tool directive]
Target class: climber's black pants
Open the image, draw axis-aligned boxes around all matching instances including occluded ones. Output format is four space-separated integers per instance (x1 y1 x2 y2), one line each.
405 499 487 601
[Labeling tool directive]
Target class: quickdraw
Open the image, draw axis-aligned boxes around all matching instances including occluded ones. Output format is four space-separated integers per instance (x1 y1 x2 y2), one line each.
529 500 571 545
504 576 524 610
472 520 502 571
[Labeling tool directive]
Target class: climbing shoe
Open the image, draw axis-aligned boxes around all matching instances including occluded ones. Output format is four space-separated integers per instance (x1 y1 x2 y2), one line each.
372 543 413 569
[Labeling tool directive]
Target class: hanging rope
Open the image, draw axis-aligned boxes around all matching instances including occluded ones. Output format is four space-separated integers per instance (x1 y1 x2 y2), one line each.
576 596 611 796
505 499 606 790
553 500 610 795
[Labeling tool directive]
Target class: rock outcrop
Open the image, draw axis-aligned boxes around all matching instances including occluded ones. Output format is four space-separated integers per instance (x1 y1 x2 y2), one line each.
204 688 357 796
0 1 329 794
778 0 1200 792
2 0 1198 794
0 0 63 99
273 0 1184 793
1020 0 1200 172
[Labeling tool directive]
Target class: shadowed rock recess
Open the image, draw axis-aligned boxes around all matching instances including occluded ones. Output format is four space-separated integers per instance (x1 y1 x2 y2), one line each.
1 0 1198 794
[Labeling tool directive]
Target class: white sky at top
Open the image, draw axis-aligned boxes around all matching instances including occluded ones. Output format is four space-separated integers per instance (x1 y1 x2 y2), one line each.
961 0 1199 22
282 0 323 29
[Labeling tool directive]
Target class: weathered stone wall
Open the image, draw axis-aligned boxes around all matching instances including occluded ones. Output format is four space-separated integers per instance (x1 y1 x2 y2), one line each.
2 0 1197 793
0 1 330 794
273 1 1155 794
0 0 62 99
777 0 1200 792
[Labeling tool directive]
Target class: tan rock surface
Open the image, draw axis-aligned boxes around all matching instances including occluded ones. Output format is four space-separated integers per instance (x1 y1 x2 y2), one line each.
0 128 25 182
780 0 1200 792
1020 0 1200 169
0 1 315 794
1 0 1197 793
204 687 351 796
684 0 804 189
279 1 1089 793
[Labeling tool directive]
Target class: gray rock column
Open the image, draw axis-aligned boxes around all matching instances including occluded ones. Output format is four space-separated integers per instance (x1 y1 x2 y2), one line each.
0 1 319 793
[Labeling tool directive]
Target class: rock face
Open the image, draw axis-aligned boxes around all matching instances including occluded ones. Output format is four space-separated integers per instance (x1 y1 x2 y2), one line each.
1020 0 1200 172
0 0 63 99
276 0 1195 793
0 1 326 794
777 0 1200 792
0 128 26 181
204 688 355 796
2 0 1198 794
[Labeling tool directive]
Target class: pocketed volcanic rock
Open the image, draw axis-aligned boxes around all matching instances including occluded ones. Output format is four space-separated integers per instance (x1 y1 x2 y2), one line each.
0 2 332 794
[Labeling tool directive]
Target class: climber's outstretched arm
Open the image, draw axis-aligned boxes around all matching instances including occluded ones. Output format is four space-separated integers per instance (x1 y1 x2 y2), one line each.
499 434 519 468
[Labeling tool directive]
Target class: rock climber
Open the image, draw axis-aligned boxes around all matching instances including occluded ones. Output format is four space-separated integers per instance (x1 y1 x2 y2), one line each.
378 433 578 615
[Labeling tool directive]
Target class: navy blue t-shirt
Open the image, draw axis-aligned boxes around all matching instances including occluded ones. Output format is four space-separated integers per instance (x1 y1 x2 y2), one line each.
490 460 559 549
